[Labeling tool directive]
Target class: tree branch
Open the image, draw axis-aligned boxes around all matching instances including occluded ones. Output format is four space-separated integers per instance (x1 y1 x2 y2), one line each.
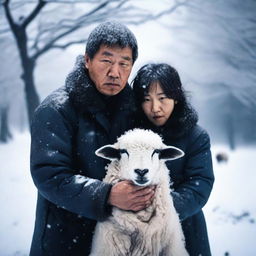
51 39 87 50
31 0 187 59
217 18 256 59
0 27 10 34
22 0 47 28
2 0 17 31
7 0 109 3
151 0 188 20
111 0 188 25
31 0 112 59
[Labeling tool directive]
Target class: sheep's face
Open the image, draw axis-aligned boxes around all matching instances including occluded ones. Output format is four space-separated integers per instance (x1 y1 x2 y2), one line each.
118 147 182 186
95 129 184 186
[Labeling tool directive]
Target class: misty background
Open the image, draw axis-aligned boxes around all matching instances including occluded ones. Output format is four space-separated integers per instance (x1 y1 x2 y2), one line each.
1 0 255 150
0 1 256 255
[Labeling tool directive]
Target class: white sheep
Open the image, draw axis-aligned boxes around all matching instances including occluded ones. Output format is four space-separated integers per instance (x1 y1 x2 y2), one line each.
90 129 189 256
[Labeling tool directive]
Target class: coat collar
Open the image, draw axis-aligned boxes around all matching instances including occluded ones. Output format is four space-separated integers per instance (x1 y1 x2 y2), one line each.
65 55 135 115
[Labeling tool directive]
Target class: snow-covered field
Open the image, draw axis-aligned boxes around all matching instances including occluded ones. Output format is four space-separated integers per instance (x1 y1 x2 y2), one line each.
205 144 256 256
0 132 255 256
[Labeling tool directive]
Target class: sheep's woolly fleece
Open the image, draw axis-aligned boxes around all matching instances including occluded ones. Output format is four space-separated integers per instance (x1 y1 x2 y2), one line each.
116 129 164 151
90 128 188 256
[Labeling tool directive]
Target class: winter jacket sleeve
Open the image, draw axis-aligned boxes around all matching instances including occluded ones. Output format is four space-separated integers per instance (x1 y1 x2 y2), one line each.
30 100 112 222
171 127 214 221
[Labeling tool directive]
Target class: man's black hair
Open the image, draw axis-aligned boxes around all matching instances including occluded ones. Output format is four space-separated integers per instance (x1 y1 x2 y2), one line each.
86 21 138 63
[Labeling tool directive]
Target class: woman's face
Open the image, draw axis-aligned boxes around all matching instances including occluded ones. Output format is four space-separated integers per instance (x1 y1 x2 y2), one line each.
142 82 175 127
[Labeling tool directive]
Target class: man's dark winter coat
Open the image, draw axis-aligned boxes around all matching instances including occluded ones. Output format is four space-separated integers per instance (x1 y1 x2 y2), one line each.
136 106 214 256
29 56 135 256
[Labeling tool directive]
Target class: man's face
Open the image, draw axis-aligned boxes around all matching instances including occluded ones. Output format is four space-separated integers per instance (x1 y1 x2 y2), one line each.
85 45 133 96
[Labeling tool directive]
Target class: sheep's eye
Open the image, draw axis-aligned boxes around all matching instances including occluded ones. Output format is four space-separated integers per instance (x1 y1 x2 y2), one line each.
120 149 129 157
151 149 160 158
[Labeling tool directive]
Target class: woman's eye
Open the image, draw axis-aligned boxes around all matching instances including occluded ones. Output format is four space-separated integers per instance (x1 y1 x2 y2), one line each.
159 96 167 101
143 98 150 102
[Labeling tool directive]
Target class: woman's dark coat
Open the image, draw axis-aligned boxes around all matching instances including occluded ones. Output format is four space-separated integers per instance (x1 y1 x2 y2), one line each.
136 106 214 256
29 56 135 256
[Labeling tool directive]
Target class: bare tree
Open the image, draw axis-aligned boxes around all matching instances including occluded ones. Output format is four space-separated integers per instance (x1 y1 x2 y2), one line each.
0 105 12 142
0 33 22 143
177 0 256 148
1 0 187 131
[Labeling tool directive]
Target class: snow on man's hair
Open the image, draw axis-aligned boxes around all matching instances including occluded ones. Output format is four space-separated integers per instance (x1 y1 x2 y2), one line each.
85 21 138 63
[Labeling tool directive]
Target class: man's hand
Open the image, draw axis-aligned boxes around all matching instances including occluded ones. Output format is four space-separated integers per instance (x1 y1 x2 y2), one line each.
108 180 155 212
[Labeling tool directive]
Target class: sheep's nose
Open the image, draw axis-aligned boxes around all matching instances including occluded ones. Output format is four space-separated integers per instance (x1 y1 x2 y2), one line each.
134 169 149 177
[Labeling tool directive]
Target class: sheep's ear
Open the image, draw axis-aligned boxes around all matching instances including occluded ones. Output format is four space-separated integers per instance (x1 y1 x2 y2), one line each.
159 146 184 161
95 145 120 160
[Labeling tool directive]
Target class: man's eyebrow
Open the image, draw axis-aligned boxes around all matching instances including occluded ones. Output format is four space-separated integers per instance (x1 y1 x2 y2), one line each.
102 51 113 57
122 56 132 61
101 51 132 62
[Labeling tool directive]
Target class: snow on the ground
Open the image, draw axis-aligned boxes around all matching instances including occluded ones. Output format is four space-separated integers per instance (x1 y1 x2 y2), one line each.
0 132 255 256
205 145 256 256
0 132 36 256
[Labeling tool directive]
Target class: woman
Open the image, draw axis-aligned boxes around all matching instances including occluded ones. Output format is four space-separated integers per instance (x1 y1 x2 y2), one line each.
132 63 214 256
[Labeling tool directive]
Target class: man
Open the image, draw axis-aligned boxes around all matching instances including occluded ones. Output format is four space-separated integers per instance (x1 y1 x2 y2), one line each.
29 22 155 256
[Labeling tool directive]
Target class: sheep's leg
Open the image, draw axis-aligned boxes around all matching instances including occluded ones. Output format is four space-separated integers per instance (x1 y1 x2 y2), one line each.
161 212 189 256
164 230 189 256
90 223 132 256
89 224 111 256
163 199 189 256
162 242 188 256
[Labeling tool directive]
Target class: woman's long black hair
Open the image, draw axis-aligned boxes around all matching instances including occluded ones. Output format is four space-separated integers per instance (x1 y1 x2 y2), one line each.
132 63 198 137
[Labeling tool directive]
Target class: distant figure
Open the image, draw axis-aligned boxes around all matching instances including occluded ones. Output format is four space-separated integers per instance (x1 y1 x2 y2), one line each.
216 152 229 163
